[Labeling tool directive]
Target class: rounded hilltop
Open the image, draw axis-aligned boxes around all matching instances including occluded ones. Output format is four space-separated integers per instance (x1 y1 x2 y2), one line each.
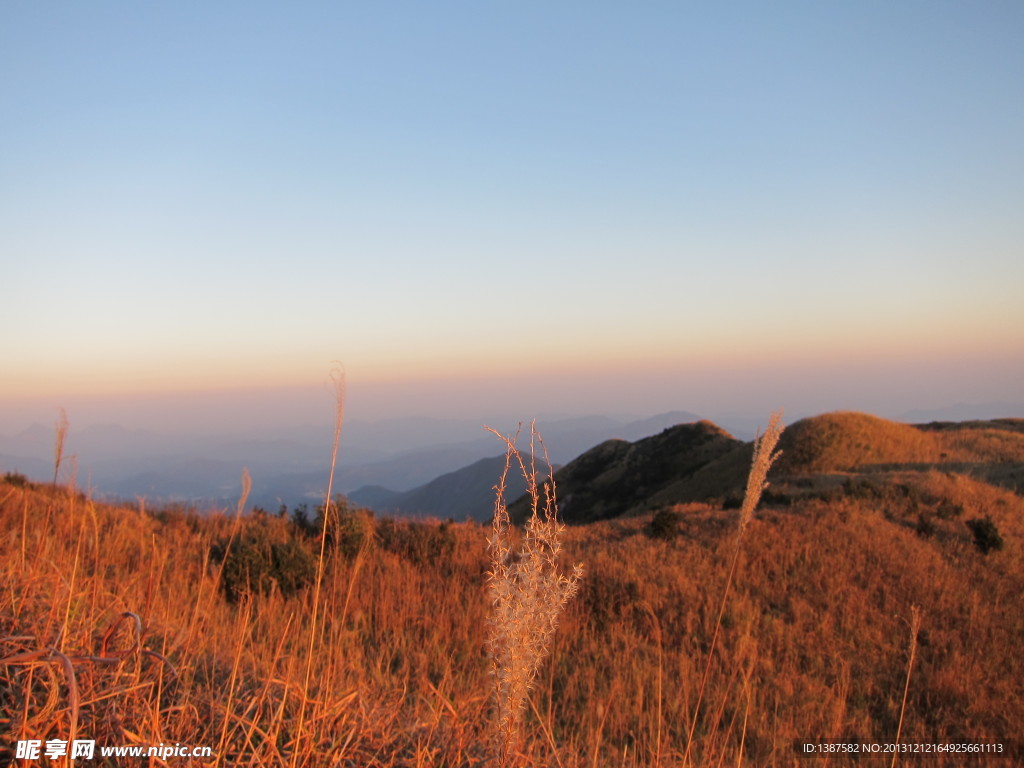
776 411 942 474
776 410 1024 475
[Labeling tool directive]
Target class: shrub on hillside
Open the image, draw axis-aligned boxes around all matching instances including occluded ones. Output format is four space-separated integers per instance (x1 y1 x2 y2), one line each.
722 494 743 510
3 472 29 488
316 497 375 559
966 516 1005 554
648 508 681 541
377 517 456 566
290 503 314 535
211 524 316 603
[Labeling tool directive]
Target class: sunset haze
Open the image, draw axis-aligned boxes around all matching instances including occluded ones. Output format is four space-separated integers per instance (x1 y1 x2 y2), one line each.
3 1 1022 432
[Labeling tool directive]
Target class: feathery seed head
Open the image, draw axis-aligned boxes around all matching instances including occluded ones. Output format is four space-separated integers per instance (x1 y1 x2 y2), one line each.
739 410 785 533
484 422 583 766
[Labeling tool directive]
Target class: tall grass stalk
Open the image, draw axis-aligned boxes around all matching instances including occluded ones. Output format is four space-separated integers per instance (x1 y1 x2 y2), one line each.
485 423 583 766
684 409 784 767
891 605 922 768
293 364 346 767
53 408 69 487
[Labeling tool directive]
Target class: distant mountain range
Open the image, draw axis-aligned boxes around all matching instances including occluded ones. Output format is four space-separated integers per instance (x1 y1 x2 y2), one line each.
0 410 701 511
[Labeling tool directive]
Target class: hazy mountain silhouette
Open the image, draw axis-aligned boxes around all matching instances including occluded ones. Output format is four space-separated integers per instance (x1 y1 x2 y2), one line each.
349 455 550 523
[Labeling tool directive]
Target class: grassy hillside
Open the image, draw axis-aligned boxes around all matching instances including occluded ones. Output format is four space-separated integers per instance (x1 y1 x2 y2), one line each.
777 411 1024 473
2 412 1023 766
775 412 943 472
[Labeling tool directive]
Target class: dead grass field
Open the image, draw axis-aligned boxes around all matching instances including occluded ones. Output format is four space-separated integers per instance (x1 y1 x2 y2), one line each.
2 415 1022 766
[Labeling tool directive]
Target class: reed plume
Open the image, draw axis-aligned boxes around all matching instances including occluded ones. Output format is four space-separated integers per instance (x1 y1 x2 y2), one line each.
485 423 583 766
738 410 785 534
53 407 69 486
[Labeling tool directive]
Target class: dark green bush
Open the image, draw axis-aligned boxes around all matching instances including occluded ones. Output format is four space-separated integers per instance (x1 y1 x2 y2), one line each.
377 518 456 565
648 508 681 541
290 503 313 535
3 471 29 488
211 524 316 603
760 489 792 507
316 497 375 559
966 516 1004 554
915 512 936 538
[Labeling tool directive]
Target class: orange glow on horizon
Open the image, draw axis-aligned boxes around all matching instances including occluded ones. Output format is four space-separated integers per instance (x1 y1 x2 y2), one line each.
3 311 1021 404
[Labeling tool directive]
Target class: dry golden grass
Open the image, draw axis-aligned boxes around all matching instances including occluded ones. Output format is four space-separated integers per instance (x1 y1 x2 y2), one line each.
777 412 944 473
1 481 496 766
777 411 1024 477
2 411 1022 766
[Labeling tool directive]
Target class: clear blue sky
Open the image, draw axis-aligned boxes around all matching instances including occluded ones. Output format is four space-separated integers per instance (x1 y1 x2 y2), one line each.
2 1 1022 430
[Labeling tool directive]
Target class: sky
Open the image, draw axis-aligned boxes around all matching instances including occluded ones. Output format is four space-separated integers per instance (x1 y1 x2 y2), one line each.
2 1 1023 434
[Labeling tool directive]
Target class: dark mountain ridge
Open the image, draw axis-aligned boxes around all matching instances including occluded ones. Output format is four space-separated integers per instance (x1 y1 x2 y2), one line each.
512 420 747 524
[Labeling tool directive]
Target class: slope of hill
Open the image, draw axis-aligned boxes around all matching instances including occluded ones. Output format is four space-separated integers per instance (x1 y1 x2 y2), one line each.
516 420 746 524
917 417 1024 434
771 412 1024 496
777 411 1024 472
775 411 943 473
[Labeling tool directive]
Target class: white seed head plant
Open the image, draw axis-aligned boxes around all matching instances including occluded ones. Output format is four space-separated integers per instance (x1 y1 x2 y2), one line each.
485 423 584 766
738 410 785 534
